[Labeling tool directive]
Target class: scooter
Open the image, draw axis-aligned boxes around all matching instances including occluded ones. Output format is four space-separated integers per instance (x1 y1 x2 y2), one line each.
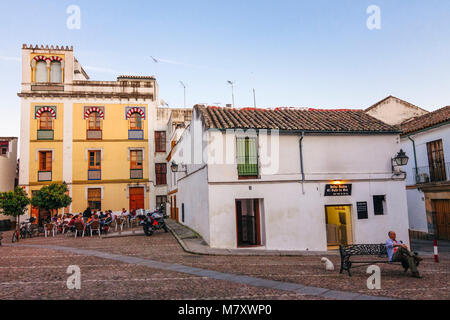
140 207 168 236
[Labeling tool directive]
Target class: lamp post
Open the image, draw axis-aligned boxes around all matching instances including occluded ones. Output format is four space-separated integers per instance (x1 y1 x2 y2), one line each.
227 81 235 108
179 81 186 108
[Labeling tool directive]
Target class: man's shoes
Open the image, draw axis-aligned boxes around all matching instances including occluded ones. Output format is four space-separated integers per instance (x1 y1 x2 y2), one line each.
411 272 422 279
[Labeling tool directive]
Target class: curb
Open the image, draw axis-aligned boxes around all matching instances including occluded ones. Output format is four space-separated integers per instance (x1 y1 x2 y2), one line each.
166 221 339 257
166 223 199 255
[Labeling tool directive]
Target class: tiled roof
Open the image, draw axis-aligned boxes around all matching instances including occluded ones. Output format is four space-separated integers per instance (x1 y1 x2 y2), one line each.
194 105 400 133
400 106 450 135
117 75 155 80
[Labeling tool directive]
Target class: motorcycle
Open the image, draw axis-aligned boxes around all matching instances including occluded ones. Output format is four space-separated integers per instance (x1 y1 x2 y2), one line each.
140 207 168 236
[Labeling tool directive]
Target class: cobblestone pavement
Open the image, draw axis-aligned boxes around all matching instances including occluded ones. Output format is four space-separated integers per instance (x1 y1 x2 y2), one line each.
0 229 448 300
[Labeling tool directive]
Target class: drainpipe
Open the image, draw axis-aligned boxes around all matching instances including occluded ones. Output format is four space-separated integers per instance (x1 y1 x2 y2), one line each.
408 135 418 179
299 132 305 194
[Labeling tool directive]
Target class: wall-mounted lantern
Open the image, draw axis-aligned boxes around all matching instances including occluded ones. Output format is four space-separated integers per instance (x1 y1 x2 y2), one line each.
170 161 187 173
392 149 409 172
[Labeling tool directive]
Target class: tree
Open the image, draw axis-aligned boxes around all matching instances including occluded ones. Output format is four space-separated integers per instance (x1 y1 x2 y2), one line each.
30 183 72 221
0 187 31 227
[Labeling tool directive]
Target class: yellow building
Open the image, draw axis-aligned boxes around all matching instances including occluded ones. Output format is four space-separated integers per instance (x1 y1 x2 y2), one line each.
18 44 172 223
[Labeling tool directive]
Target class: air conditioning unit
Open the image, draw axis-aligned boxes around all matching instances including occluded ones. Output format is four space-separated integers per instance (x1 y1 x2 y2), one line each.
416 173 430 184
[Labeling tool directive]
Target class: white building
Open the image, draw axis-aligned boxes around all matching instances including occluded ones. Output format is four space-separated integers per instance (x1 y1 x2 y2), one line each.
168 105 411 251
365 96 429 126
400 106 450 240
0 137 18 222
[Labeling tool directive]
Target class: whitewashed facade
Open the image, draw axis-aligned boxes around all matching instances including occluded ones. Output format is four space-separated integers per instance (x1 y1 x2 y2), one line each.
0 137 18 222
169 106 411 251
400 109 450 239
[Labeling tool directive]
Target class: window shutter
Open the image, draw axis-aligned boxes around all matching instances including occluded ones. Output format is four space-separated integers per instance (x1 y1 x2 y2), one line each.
237 137 258 176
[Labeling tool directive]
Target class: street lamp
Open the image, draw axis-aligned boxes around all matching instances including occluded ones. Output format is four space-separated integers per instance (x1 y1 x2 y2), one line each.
170 161 187 173
179 81 186 108
227 80 235 108
392 149 409 172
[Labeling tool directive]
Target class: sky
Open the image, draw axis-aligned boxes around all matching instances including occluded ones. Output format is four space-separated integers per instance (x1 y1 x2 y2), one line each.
0 0 449 137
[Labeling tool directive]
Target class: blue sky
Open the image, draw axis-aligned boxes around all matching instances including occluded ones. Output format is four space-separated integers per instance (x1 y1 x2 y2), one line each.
0 0 449 137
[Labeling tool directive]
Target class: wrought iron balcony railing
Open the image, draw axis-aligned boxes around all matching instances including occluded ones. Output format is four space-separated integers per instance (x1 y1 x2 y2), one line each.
413 162 449 184
88 169 101 181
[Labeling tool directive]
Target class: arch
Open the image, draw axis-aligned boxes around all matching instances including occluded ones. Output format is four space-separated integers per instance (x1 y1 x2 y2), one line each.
126 107 145 120
84 107 105 119
35 106 56 119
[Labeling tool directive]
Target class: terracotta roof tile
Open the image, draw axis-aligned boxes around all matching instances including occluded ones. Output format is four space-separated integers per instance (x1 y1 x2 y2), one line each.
400 106 450 135
194 105 400 133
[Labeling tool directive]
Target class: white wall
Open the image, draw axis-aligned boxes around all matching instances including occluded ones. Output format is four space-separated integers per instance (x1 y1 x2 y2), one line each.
0 139 17 192
402 124 450 186
175 119 410 251
406 188 427 232
205 132 401 183
207 180 409 251
0 138 18 221
177 166 210 244
366 97 428 125
401 123 449 233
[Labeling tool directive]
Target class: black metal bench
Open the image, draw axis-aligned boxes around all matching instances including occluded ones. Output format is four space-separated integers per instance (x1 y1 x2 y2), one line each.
339 244 408 276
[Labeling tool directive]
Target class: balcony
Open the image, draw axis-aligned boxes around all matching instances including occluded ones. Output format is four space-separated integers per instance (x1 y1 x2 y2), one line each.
130 169 143 179
38 171 52 182
86 130 102 140
37 130 54 140
413 162 449 184
88 169 101 181
128 130 144 140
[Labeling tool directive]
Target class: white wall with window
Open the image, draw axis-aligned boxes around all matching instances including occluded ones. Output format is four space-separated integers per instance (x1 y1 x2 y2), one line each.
401 123 450 233
172 109 410 251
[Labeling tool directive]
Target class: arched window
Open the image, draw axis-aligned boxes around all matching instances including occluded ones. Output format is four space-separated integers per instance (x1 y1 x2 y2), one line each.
88 112 102 130
50 61 62 83
39 111 53 130
35 60 47 83
129 112 142 130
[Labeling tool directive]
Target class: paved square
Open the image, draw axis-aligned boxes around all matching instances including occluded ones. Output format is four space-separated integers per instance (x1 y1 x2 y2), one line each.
0 230 448 300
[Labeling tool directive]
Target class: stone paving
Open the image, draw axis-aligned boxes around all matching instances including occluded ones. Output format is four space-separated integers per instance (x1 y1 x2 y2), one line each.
0 226 448 300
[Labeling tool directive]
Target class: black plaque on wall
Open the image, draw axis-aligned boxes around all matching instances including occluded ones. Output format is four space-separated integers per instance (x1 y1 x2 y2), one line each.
356 201 368 219
324 184 352 196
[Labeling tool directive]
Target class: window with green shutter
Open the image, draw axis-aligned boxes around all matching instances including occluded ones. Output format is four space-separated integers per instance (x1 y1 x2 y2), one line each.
236 137 258 177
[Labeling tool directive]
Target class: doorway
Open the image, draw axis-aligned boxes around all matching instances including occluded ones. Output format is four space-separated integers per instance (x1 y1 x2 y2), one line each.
432 199 450 240
129 187 145 211
236 199 261 247
325 205 353 248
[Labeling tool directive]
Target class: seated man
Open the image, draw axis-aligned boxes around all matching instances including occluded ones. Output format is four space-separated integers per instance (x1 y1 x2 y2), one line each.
386 231 423 278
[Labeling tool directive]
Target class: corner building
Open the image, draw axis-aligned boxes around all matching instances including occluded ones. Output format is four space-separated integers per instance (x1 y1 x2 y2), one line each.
18 44 169 222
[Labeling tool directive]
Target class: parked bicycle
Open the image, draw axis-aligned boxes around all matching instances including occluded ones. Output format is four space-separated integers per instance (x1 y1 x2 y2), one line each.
11 227 20 243
11 217 38 242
